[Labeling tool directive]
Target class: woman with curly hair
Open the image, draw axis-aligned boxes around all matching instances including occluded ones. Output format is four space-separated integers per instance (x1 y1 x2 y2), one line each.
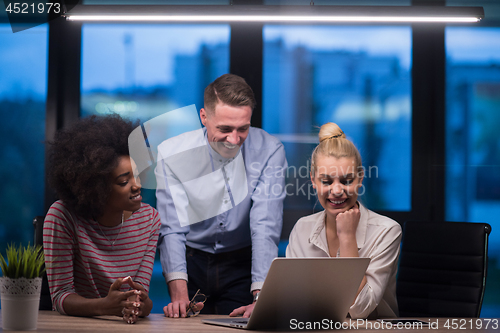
43 114 161 324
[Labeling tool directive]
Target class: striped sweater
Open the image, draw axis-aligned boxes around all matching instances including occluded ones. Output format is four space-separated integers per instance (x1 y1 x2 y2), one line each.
43 200 161 314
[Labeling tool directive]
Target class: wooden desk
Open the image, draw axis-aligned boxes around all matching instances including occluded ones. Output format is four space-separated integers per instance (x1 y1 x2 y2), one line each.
1 311 498 332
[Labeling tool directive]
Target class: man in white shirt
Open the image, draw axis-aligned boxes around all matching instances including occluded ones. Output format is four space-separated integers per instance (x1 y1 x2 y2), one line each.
155 74 287 316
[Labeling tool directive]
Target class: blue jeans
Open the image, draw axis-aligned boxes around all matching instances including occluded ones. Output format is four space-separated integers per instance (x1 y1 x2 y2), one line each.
186 245 253 315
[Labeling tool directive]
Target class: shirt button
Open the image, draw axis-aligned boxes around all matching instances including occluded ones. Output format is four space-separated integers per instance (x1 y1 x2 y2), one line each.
224 200 228 204
217 240 221 244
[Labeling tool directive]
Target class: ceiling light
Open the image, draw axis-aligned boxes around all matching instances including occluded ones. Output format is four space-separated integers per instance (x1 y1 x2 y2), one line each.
64 5 484 24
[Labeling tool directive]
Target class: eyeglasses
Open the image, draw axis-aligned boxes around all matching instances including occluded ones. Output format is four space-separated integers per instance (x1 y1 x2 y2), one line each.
186 289 207 317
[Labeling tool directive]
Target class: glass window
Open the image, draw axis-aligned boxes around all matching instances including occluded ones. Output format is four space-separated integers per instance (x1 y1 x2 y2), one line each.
81 24 230 120
445 27 500 317
0 24 48 249
81 23 230 206
263 26 412 212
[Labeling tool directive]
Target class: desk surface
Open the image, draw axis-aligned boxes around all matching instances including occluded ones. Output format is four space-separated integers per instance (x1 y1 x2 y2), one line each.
1 311 498 332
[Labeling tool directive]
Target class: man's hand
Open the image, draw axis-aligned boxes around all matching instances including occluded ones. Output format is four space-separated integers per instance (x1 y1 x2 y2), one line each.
229 289 259 318
163 279 204 318
229 303 255 318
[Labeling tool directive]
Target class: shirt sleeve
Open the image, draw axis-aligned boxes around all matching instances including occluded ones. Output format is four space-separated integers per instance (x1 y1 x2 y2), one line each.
43 202 77 315
249 142 287 291
348 223 402 319
155 149 190 284
133 208 161 292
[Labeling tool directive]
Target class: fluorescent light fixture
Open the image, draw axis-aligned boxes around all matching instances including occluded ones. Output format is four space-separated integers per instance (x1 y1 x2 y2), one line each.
64 5 484 24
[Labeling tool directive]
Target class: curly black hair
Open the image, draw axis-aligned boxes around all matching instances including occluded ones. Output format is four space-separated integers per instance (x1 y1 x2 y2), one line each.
48 114 139 219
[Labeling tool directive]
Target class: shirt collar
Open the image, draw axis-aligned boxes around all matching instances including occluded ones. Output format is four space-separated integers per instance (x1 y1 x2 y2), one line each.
308 211 329 255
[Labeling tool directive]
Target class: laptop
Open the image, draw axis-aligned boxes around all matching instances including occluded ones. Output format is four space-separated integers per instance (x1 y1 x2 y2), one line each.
202 257 370 330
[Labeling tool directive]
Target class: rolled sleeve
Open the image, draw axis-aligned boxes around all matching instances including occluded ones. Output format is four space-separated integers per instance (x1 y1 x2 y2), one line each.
349 281 373 319
349 224 402 319
164 272 188 284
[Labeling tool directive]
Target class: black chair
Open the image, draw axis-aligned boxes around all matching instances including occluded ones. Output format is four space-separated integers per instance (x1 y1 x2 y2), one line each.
396 221 491 318
33 216 53 310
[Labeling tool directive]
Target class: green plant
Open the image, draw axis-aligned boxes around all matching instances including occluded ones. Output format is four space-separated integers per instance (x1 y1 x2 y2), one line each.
0 243 45 279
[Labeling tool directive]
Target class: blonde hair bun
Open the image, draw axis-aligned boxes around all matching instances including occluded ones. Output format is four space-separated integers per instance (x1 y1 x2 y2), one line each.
311 122 362 175
318 122 346 143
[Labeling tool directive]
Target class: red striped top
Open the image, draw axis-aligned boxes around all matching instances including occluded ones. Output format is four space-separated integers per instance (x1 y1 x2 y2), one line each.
43 200 161 315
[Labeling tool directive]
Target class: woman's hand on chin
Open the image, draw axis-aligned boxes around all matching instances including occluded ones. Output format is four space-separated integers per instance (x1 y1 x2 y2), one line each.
336 206 360 238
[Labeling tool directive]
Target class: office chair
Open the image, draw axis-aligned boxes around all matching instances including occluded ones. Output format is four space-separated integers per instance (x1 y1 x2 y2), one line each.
396 221 491 318
33 216 53 311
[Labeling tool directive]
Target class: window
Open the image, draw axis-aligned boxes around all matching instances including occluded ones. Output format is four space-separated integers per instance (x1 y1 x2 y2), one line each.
0 24 48 249
82 24 230 121
263 26 412 213
81 23 230 207
445 27 500 317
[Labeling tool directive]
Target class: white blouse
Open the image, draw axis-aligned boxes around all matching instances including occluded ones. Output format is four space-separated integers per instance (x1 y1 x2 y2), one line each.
286 203 402 319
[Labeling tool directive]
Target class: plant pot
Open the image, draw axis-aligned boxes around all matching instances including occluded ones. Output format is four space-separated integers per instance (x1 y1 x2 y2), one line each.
0 277 42 331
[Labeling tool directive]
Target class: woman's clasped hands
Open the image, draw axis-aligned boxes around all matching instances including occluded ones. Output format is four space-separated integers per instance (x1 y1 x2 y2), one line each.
104 276 152 324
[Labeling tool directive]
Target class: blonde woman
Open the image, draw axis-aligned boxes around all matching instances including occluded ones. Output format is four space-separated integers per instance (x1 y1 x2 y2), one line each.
286 122 402 319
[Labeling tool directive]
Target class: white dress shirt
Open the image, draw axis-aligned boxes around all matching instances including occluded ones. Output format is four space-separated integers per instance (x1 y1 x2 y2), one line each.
286 203 402 319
